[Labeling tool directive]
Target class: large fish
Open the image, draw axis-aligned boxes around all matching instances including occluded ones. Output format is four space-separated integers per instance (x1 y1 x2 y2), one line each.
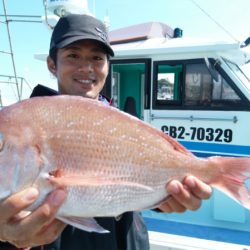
0 95 250 233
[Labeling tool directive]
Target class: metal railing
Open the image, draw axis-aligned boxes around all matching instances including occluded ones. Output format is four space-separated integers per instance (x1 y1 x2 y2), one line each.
150 114 238 123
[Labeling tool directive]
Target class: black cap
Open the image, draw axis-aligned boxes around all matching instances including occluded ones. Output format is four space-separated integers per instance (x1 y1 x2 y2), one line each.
49 14 114 57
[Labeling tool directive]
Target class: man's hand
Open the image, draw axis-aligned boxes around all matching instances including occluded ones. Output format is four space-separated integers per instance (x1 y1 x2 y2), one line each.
0 188 66 248
158 176 212 213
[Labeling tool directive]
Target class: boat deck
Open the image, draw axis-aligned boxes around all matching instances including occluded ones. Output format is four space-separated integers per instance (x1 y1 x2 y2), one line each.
149 231 250 250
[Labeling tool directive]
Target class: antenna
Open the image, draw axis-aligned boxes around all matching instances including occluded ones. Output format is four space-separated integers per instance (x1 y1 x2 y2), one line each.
104 10 110 30
190 0 239 42
93 0 96 16
0 90 2 108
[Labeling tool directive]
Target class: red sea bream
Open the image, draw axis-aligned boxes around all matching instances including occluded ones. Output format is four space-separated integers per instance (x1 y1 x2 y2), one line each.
0 95 250 233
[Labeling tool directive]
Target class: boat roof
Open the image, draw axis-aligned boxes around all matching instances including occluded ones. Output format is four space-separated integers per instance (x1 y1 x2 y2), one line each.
107 21 250 65
109 22 174 45
111 36 250 65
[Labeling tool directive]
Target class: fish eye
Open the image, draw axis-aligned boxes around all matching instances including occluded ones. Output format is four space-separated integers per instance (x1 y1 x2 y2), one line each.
0 133 4 152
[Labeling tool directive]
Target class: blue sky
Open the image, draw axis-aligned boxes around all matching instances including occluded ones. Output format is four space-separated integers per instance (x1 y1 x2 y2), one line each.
0 0 250 104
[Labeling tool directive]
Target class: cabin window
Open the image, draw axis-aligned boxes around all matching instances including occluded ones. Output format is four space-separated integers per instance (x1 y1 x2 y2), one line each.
212 76 240 101
184 63 212 105
157 72 175 100
223 58 250 91
184 63 240 106
153 59 245 109
155 64 182 104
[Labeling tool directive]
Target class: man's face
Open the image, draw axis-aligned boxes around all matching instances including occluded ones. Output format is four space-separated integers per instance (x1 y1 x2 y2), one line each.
47 40 109 99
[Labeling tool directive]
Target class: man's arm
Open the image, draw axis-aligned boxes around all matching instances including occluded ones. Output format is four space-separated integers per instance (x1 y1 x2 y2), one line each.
0 188 66 248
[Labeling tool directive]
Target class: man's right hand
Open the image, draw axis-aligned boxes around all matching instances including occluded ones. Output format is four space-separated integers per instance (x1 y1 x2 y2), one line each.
0 188 66 248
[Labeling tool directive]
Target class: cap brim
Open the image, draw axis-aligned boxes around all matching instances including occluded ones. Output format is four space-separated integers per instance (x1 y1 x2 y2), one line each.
56 36 114 57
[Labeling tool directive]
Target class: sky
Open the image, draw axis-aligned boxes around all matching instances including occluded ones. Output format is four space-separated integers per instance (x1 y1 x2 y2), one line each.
0 0 250 105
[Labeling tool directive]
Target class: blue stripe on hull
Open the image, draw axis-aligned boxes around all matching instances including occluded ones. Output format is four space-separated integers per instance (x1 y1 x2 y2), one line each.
144 217 250 246
180 141 250 157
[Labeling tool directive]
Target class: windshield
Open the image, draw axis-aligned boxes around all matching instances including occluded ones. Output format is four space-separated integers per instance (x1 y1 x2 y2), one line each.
241 64 250 79
223 58 250 91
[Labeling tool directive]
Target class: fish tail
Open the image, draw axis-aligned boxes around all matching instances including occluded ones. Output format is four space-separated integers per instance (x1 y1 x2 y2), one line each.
210 156 250 209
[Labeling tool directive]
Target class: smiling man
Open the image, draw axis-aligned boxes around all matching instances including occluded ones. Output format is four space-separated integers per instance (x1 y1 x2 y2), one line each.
47 40 109 99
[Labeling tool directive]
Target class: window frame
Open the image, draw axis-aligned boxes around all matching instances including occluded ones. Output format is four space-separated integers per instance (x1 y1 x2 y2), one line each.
153 58 250 110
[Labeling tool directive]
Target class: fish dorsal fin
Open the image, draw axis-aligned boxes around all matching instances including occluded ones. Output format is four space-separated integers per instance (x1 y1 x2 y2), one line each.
158 131 194 156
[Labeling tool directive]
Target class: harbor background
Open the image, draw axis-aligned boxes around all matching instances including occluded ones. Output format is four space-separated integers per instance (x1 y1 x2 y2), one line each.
0 0 249 106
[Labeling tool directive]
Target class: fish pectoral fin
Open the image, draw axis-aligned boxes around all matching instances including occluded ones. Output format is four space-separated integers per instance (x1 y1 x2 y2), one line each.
48 175 92 187
57 215 109 233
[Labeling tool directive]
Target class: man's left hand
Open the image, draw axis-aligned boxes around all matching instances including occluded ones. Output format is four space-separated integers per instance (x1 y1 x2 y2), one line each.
158 176 212 213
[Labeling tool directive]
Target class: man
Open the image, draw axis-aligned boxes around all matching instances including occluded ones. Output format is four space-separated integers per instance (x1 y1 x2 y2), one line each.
0 14 212 249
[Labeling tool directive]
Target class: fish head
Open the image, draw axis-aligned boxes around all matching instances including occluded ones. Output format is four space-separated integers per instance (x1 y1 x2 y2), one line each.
0 124 43 200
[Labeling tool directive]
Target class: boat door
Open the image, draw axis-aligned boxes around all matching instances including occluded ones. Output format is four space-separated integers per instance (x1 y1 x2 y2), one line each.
107 59 151 119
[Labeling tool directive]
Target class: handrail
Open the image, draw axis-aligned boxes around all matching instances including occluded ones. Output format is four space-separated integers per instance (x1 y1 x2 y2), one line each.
150 114 238 123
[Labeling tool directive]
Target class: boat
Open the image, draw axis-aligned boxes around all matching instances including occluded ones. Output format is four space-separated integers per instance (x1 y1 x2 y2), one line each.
36 0 250 249
103 21 250 250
